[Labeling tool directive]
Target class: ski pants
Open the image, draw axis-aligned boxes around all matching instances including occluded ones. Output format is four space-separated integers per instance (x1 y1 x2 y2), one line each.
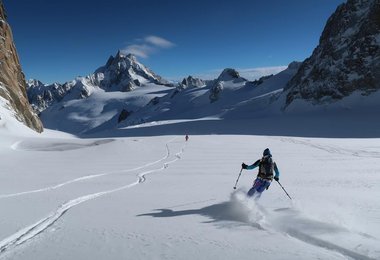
247 178 271 197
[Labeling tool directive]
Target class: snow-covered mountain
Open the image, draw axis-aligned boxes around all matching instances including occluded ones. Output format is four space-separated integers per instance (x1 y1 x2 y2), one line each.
27 52 172 114
28 47 300 135
26 0 380 136
118 63 301 129
36 65 290 135
285 0 380 106
0 3 43 133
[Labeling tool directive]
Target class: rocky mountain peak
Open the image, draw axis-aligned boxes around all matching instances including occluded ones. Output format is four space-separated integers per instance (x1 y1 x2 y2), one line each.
27 79 44 89
285 0 380 106
27 50 173 113
217 68 241 81
181 76 205 88
93 51 170 91
287 61 302 70
125 53 137 61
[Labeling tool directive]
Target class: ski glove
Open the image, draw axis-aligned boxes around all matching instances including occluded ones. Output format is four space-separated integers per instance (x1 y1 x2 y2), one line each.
274 176 279 182
241 163 248 169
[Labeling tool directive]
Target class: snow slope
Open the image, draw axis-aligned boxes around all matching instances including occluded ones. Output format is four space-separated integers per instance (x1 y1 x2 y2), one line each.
40 83 172 134
0 97 38 138
0 123 379 259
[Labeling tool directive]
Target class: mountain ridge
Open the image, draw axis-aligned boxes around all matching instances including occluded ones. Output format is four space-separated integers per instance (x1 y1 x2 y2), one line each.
25 0 380 135
27 52 172 113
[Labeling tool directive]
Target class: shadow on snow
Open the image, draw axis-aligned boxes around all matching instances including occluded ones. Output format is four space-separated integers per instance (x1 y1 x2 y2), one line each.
137 200 264 229
81 115 380 139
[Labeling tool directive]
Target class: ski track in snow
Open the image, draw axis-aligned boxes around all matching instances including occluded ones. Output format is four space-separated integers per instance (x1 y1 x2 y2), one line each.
11 139 115 152
233 194 378 260
276 137 380 158
0 138 186 257
285 228 377 260
0 137 177 200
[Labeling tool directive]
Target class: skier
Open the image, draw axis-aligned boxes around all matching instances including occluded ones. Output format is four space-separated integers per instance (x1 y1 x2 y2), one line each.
241 148 280 198
185 135 189 142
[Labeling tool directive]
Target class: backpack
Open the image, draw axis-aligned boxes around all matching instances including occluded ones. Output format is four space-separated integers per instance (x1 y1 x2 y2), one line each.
259 155 274 179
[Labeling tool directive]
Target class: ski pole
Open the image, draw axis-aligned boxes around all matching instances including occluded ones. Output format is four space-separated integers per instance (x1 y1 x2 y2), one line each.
233 168 243 189
276 180 292 200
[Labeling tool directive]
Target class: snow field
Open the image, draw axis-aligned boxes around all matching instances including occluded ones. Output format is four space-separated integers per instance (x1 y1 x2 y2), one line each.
0 133 379 259
0 136 183 256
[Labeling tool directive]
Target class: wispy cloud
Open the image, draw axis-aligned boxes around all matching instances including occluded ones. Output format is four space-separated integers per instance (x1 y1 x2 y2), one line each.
122 35 175 58
145 36 175 48
238 66 288 80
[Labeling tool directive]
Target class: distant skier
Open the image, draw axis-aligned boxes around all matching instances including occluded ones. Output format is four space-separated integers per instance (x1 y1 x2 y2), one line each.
185 135 189 142
241 148 280 198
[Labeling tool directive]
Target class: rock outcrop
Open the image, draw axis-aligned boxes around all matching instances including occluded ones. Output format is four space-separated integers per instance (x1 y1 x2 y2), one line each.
0 2 43 132
208 68 247 103
181 76 205 89
285 0 380 105
217 68 246 82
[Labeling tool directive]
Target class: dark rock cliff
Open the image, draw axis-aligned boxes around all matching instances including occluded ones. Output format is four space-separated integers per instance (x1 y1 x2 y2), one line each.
285 0 380 105
0 2 43 132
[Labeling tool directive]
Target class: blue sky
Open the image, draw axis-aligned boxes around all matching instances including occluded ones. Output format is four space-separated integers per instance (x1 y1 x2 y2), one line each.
4 0 344 83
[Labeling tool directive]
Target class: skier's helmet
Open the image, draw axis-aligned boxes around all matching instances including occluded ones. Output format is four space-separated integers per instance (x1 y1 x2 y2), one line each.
263 148 271 156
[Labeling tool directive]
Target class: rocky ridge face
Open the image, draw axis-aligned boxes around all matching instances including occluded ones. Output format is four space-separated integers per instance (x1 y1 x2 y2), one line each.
27 78 93 114
285 0 380 105
0 2 43 132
